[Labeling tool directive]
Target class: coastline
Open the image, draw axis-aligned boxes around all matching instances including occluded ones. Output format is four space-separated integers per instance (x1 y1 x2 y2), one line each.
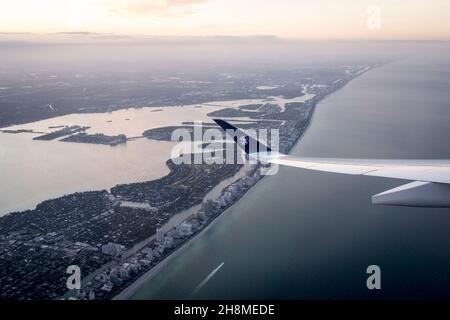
114 172 264 300
111 67 375 300
119 164 250 260
113 200 233 300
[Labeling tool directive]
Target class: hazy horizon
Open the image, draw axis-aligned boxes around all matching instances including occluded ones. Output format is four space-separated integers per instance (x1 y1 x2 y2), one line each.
1 1 450 40
3 32 450 42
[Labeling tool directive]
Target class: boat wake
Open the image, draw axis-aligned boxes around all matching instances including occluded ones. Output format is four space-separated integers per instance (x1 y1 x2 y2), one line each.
192 262 225 295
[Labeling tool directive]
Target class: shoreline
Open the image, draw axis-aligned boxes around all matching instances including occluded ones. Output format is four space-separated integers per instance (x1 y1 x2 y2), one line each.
113 173 263 300
119 164 250 260
111 68 375 300
113 208 228 300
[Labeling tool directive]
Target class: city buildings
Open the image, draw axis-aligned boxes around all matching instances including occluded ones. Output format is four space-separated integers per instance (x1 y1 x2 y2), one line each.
101 243 123 257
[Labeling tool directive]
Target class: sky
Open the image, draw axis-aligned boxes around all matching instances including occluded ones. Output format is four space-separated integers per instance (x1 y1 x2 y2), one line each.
0 0 450 40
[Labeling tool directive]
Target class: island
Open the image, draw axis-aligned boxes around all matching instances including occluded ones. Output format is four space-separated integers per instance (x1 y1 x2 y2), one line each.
61 133 128 146
33 125 90 141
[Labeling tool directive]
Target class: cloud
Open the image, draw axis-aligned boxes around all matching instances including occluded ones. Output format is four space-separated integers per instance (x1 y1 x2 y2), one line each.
108 0 208 15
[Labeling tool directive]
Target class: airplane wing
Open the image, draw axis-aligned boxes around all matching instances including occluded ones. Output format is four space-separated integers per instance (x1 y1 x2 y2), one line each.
213 119 450 207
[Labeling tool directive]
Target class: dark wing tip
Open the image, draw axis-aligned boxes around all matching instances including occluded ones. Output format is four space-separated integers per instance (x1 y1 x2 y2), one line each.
213 119 237 132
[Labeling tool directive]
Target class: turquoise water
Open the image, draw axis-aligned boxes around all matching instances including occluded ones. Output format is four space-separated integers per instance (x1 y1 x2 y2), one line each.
131 56 450 299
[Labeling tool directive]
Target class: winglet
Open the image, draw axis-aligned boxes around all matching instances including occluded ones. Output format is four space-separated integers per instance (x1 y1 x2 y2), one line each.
213 119 238 132
213 118 271 154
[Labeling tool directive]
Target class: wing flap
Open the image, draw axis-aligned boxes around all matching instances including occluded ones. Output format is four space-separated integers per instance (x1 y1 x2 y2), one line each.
372 181 450 207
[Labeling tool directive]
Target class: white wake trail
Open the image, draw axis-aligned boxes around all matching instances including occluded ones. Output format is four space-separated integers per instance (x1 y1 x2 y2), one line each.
192 262 225 295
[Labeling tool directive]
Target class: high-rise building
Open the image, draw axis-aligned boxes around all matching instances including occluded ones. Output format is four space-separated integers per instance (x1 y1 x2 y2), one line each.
164 236 175 248
177 221 193 237
101 242 122 257
142 248 154 261
197 210 206 220
156 227 165 243
119 266 130 279
202 199 214 214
